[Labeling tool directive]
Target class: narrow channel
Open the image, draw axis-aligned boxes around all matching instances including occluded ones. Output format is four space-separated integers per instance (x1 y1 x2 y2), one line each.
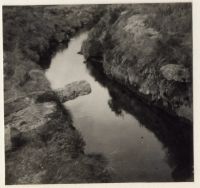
45 32 193 182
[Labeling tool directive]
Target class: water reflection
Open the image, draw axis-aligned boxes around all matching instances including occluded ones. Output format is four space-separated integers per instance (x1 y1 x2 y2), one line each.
85 60 193 181
46 32 193 182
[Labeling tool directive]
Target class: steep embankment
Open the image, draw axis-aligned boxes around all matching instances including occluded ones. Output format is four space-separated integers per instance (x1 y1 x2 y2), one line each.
81 4 192 122
4 5 111 184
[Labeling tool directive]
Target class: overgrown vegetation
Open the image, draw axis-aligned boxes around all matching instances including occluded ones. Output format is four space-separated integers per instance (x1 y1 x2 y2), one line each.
82 3 192 121
3 5 111 184
3 5 105 65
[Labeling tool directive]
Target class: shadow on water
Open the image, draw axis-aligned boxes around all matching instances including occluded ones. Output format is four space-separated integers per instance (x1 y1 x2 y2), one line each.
85 60 193 182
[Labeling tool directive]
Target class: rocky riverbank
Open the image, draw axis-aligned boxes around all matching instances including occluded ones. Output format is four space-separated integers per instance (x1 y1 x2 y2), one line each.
3 4 193 184
3 5 110 184
81 4 193 122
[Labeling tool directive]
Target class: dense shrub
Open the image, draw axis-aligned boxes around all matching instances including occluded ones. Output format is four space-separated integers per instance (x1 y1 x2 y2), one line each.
3 5 106 67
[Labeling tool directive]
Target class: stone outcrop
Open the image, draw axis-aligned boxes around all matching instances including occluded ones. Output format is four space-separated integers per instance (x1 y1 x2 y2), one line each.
81 6 192 122
5 80 91 152
4 66 108 184
55 80 92 102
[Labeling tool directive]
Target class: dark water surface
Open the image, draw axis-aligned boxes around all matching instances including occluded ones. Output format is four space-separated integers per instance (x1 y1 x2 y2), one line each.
46 32 193 182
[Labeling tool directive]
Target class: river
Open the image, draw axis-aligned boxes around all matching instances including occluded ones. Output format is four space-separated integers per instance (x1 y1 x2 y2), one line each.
45 32 193 182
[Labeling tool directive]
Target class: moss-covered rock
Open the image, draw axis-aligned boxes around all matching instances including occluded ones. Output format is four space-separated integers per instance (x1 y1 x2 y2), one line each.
81 4 192 121
55 80 91 102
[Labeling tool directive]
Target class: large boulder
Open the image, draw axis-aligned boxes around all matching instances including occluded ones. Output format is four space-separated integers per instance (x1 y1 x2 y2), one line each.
55 80 92 103
81 9 192 121
81 39 103 60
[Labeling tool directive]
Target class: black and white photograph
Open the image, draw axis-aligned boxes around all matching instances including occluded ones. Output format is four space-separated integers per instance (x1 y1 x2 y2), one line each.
1 0 198 186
